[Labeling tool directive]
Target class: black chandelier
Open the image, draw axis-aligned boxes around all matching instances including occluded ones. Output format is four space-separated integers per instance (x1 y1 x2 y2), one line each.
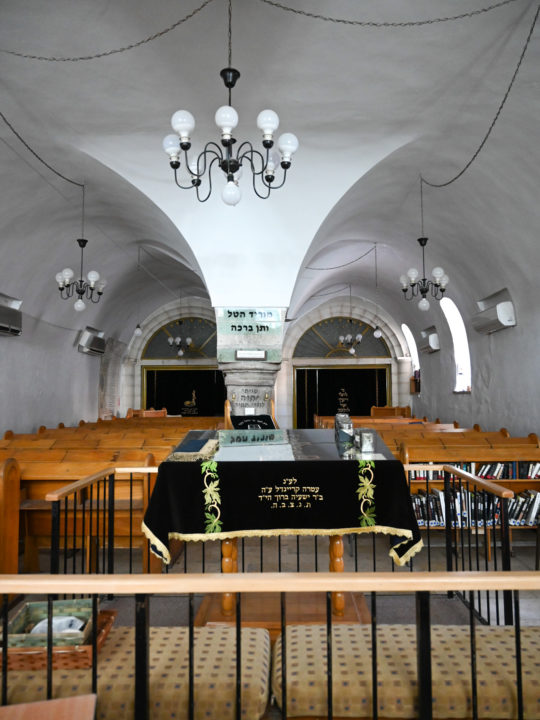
162 0 298 206
167 333 192 357
54 186 106 312
399 237 448 311
399 180 448 311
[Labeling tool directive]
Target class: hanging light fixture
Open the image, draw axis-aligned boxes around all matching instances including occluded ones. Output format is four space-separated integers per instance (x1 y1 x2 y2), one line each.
133 248 143 336
167 334 192 357
54 186 106 311
399 180 448 311
372 244 383 338
338 286 362 355
162 0 298 206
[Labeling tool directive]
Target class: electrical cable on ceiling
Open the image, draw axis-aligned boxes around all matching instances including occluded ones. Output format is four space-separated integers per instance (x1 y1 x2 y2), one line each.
257 0 521 27
421 1 539 188
0 0 217 61
0 0 523 61
306 245 375 271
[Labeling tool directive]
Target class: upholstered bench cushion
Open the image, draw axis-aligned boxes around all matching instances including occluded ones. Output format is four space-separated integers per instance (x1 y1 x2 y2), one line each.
6 626 271 720
271 624 540 718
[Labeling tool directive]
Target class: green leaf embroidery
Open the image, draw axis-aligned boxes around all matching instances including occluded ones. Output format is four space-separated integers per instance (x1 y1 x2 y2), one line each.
201 460 222 534
357 460 376 527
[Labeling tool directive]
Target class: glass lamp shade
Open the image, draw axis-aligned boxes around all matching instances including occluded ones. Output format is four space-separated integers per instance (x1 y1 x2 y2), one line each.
86 270 100 285
134 324 143 337
399 274 409 288
345 334 353 343
431 266 445 281
55 272 64 286
177 349 184 357
222 181 241 206
440 274 449 288
162 134 181 158
355 334 362 342
349 347 356 355
215 106 239 136
186 337 192 346
338 335 345 343
277 133 299 160
373 327 383 339
74 298 86 312
171 110 195 139
266 148 281 174
418 297 430 311
97 280 107 293
167 337 174 346
256 109 279 138
174 337 181 345
407 267 419 283
62 268 75 283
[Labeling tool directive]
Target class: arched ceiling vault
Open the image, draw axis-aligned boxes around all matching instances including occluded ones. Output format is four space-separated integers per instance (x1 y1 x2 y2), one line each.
1 0 538 338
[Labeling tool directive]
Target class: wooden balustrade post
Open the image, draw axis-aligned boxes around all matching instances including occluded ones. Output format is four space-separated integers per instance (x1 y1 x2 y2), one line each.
329 534 345 616
221 538 238 616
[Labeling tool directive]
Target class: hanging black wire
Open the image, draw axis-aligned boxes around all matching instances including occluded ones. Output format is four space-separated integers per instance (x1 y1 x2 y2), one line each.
422 2 539 188
257 0 521 27
0 0 217 62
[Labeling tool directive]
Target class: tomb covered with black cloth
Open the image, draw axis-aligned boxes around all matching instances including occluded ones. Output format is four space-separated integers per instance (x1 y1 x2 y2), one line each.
142 429 423 567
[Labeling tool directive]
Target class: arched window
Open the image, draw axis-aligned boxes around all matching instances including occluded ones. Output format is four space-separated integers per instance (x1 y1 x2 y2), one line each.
440 298 472 392
401 324 420 371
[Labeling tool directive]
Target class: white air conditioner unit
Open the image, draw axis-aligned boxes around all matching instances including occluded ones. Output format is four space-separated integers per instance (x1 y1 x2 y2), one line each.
0 294 23 336
78 326 106 356
418 326 440 354
471 289 516 335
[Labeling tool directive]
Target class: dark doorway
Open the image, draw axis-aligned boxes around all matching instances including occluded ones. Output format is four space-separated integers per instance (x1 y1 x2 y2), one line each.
295 367 389 428
144 368 226 416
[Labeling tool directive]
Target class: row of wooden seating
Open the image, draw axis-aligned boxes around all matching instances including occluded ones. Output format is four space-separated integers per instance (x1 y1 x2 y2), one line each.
0 414 224 573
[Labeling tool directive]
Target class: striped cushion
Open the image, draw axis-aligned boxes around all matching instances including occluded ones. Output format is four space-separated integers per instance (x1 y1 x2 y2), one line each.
272 624 540 718
6 626 271 720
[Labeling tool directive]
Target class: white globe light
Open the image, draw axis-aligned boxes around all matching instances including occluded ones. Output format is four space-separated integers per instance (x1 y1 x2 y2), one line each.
338 335 344 343
171 110 195 139
186 337 192 345
277 132 299 160
374 327 383 339
74 298 85 312
167 337 174 345
418 297 430 311
86 270 100 285
266 148 281 173
177 349 184 357
399 274 409 288
407 267 419 282
162 134 180 157
355 334 362 342
222 181 241 206
134 324 143 337
349 347 356 355
215 106 238 135
62 268 74 282
440 274 449 288
432 266 445 281
97 279 107 293
257 109 280 137
55 272 64 285
175 336 181 344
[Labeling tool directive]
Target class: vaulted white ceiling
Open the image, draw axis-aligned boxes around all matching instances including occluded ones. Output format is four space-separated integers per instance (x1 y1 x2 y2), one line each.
1 0 539 344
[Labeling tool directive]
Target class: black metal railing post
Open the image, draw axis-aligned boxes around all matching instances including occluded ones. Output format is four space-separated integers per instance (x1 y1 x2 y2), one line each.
1 595 8 706
107 472 115 576
415 591 432 720
500 498 514 625
50 500 60 574
443 471 454 597
134 594 149 720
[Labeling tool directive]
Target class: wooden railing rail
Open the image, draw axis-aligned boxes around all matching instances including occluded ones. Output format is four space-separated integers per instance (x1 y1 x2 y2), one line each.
44 466 159 502
1 570 539 595
403 463 515 498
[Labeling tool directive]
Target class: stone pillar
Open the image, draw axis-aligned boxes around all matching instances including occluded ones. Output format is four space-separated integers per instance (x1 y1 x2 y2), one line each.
219 361 281 416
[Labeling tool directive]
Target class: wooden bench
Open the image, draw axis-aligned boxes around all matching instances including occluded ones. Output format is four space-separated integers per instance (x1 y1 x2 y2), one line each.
0 458 20 579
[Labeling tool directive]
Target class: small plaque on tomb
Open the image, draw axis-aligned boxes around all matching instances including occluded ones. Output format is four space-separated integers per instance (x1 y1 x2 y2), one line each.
218 429 288 446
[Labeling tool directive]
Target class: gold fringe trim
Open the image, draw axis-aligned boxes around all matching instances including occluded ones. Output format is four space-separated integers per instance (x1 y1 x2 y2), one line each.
141 521 171 565
142 521 422 567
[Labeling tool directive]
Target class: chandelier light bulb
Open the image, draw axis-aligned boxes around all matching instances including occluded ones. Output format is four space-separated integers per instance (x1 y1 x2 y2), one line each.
74 298 86 312
134 324 143 337
97 279 107 293
186 337 192 345
349 347 356 355
418 297 430 311
440 274 449 288
407 267 419 283
175 336 181 345
257 109 280 139
338 335 345 343
222 180 241 206
62 268 75 283
162 134 181 158
373 326 383 339
171 110 195 140
431 266 445 282
399 274 409 288
277 132 299 162
167 337 174 346
177 349 184 357
266 148 281 174
355 334 362 342
55 272 64 286
86 270 100 286
215 106 239 137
